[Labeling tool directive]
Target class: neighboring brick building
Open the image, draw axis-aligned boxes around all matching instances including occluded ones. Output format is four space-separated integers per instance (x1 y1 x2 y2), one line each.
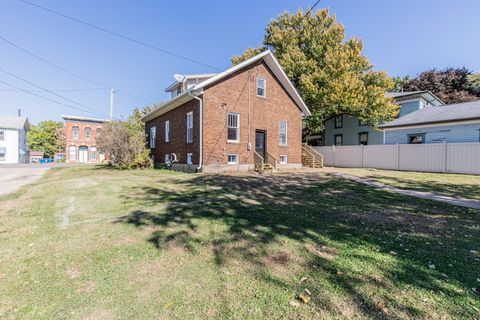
62 115 109 163
142 50 310 172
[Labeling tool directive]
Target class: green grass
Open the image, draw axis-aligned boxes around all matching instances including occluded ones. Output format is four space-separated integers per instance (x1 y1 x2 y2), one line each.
0 165 479 319
330 168 480 201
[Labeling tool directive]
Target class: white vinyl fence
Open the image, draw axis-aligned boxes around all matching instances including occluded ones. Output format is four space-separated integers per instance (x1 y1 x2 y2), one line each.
314 142 480 175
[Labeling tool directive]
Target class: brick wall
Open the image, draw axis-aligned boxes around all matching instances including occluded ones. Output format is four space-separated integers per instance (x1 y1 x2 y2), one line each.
65 120 105 163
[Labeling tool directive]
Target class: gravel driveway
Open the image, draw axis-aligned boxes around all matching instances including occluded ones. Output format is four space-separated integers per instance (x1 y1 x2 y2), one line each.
0 164 51 196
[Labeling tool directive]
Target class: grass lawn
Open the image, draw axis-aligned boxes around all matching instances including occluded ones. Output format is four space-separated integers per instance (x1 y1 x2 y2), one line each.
0 166 479 319
328 168 480 201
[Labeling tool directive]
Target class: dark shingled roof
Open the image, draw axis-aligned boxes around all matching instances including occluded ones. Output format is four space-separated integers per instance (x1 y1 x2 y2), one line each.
380 100 480 128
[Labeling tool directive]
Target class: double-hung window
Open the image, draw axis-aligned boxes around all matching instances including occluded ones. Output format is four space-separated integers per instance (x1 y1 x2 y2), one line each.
186 112 193 143
334 116 343 128
334 134 343 146
68 145 76 161
149 126 156 148
227 113 240 143
72 126 79 140
279 121 288 146
257 77 266 97
359 132 368 145
165 120 170 142
84 127 91 140
90 146 97 161
0 147 6 160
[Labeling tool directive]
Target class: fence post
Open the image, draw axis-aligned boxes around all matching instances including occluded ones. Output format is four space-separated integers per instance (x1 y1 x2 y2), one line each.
443 141 447 173
332 145 336 167
396 143 400 171
361 144 364 168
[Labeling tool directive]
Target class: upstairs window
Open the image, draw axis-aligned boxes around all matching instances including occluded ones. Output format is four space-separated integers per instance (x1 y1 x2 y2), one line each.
257 77 266 97
165 120 170 143
408 134 425 144
334 134 343 146
84 127 91 140
359 132 368 145
279 121 288 146
227 113 240 143
0 130 5 141
149 126 156 148
176 85 182 96
186 112 193 143
334 116 343 128
72 126 79 140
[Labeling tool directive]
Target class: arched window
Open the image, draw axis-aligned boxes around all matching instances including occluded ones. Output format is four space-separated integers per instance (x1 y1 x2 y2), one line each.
72 126 79 140
68 145 76 161
84 127 91 140
90 146 97 161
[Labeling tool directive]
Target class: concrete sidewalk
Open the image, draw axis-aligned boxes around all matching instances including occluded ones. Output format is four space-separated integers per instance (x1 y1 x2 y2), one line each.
0 166 50 196
331 172 480 210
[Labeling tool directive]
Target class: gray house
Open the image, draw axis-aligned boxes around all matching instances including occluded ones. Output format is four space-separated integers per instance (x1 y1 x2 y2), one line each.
317 91 444 146
380 100 480 144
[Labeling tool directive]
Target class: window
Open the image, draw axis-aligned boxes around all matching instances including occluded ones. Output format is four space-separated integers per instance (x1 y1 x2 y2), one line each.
257 77 266 97
0 130 4 141
150 126 156 148
334 116 343 128
187 153 193 165
68 145 76 161
72 126 79 140
186 112 193 143
334 134 343 146
408 134 425 144
227 113 240 142
176 86 182 96
84 127 91 140
279 155 288 164
279 121 288 146
359 132 368 145
165 154 170 163
165 120 170 142
0 147 5 160
90 146 97 161
227 154 238 165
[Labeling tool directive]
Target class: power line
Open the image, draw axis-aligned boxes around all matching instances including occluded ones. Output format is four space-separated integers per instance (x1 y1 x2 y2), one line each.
116 90 155 105
19 0 222 72
0 68 108 117
0 33 155 105
304 0 321 17
0 79 107 118
0 87 107 93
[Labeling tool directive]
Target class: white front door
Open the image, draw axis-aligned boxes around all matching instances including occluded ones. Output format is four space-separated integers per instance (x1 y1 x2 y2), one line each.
78 147 89 163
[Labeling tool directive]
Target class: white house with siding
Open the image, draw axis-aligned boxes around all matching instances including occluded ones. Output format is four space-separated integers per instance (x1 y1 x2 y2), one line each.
0 115 30 164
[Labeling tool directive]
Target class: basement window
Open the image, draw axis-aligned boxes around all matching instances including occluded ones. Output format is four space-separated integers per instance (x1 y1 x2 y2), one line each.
279 155 287 164
227 154 238 165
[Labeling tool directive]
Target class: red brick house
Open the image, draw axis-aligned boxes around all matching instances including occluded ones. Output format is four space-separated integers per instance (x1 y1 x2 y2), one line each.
62 115 108 163
142 50 311 172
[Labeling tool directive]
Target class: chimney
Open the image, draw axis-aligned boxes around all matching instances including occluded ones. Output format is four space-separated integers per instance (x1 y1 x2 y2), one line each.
18 107 21 117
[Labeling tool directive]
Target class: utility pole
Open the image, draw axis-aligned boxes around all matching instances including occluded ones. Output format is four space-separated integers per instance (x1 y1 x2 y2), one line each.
109 87 115 120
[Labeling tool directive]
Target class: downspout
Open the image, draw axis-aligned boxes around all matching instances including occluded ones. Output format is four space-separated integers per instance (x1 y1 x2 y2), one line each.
188 90 203 171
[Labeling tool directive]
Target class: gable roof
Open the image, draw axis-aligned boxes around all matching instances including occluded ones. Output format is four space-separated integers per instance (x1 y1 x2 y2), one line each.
61 115 110 123
142 50 310 122
0 115 30 130
379 100 480 129
164 73 218 92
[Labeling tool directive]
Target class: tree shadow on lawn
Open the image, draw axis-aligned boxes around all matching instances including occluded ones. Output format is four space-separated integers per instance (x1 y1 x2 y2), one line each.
116 172 480 318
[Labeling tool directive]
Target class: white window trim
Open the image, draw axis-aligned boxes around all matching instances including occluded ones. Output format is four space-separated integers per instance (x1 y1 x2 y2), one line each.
256 77 266 97
279 121 288 146
72 126 79 140
165 120 170 143
227 113 240 143
186 111 193 143
150 126 156 148
227 154 239 165
165 154 170 163
279 155 288 164
84 127 92 141
187 153 193 165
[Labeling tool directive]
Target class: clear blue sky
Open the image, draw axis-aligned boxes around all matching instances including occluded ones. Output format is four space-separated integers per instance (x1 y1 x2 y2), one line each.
1 0 479 124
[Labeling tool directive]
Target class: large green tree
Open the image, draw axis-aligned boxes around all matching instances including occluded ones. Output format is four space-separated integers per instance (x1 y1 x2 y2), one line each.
27 121 64 158
231 9 398 134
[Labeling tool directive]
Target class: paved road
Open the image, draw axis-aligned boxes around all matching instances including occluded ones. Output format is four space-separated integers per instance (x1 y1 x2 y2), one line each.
0 164 53 196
